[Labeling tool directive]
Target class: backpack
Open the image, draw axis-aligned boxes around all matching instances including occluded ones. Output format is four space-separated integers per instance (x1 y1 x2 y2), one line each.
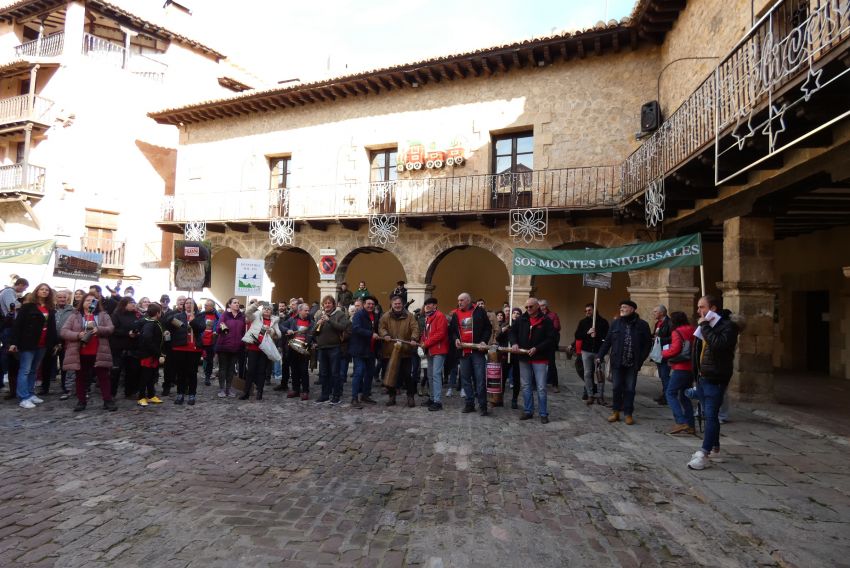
668 330 692 363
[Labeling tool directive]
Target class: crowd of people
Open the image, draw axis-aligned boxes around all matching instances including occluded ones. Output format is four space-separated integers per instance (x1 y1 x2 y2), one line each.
0 276 742 470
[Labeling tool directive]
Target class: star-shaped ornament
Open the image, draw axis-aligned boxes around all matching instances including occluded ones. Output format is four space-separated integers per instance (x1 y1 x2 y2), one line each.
732 111 756 151
800 67 823 102
762 104 787 152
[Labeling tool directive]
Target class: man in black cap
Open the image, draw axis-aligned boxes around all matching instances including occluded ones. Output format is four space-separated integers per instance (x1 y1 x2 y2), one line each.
596 299 651 425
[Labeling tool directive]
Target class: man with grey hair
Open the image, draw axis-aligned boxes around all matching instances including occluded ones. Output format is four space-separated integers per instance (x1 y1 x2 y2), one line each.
539 299 561 393
449 292 492 415
651 304 672 405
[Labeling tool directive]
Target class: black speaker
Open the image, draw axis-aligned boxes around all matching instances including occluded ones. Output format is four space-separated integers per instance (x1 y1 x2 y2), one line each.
640 100 661 132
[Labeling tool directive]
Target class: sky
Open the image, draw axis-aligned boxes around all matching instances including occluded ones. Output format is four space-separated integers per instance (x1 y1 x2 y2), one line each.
180 0 636 83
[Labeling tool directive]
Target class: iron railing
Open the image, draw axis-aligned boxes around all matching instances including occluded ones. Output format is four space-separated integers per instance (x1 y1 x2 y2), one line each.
14 31 65 57
0 94 54 126
0 163 46 194
162 166 621 222
80 237 125 269
81 33 167 81
621 0 850 199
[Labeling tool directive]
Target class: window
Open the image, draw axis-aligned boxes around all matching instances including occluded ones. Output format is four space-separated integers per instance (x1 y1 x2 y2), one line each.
84 209 118 252
269 156 291 189
268 156 291 217
369 149 397 183
369 149 397 213
491 131 533 208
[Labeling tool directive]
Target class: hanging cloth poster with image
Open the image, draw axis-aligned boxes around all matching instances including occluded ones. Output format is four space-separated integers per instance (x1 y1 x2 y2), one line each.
235 258 265 296
174 240 212 290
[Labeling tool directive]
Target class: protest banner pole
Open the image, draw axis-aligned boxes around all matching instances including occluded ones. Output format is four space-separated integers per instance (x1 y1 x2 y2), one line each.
592 288 598 329
699 265 705 297
508 275 515 364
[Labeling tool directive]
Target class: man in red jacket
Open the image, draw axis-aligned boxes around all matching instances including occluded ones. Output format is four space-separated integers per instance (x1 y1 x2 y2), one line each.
420 297 448 411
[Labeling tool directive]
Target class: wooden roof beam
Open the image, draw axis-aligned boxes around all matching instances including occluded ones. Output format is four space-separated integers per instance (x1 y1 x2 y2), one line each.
593 37 602 56
577 40 585 58
422 66 438 83
559 42 568 61
449 62 465 79
328 85 346 98
630 29 639 50
542 45 551 64
480 57 492 75
385 74 400 88
511 50 521 67
411 69 424 85
464 60 480 77
612 31 620 52
525 49 536 67
437 64 451 81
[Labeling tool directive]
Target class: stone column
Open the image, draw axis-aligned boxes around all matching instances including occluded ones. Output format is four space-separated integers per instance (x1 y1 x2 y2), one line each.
718 216 778 402
316 281 338 303
405 282 433 312
505 283 534 311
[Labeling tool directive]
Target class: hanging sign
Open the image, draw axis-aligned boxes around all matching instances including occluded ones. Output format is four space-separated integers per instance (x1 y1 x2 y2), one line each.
174 240 211 290
0 239 55 264
319 253 337 281
397 135 468 171
582 272 613 289
513 234 702 276
235 258 265 296
53 249 103 281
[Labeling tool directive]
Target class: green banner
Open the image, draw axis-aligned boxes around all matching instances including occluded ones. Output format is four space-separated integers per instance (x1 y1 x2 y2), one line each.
513 234 703 275
0 239 56 265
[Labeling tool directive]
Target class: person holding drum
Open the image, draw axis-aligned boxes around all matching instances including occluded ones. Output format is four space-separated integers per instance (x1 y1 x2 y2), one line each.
378 295 420 407
281 303 314 400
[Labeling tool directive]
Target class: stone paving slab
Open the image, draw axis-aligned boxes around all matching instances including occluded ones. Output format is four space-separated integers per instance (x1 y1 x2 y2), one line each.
0 364 848 567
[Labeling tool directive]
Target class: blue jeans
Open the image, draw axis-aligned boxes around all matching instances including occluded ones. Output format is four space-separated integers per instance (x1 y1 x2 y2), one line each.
657 360 670 394
273 358 282 377
351 356 374 401
697 378 727 454
17 347 46 401
519 361 548 417
666 369 694 427
338 352 351 383
459 352 486 408
318 346 341 400
427 354 445 404
611 365 639 415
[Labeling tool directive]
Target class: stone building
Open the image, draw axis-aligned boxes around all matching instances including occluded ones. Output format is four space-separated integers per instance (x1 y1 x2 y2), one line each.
151 0 850 396
0 0 256 292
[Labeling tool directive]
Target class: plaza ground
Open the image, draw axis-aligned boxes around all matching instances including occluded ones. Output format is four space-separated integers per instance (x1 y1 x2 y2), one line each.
0 362 848 567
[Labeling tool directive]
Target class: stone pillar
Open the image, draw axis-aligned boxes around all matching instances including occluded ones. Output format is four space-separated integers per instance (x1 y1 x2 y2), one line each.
316 281 337 303
718 216 778 402
505 283 534 311
406 282 433 312
842 266 850 380
626 269 661 317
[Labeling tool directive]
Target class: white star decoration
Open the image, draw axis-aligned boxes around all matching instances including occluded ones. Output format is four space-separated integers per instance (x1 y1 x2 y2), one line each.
800 67 823 102
762 104 787 152
368 214 399 246
732 111 756 151
183 221 206 241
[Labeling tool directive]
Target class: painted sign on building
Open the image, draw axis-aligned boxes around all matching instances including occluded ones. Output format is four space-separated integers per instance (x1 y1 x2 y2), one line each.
397 136 468 171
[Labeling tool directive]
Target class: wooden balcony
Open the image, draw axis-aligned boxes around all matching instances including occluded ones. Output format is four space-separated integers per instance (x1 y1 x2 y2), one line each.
0 163 46 196
82 33 167 82
13 32 64 58
0 94 54 128
158 166 621 232
80 237 125 270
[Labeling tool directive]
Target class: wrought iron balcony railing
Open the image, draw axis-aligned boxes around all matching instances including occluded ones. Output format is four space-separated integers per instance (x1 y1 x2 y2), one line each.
0 94 54 126
621 0 850 200
80 237 125 269
0 163 46 194
14 32 65 58
160 166 621 223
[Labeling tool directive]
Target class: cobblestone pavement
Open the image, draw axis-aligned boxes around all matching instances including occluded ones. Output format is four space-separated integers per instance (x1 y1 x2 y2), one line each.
1 363 848 568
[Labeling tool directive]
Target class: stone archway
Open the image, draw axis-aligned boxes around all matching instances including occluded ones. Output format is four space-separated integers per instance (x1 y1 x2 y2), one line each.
422 232 513 284
426 245 510 309
266 246 321 304
337 246 407 305
209 246 241 306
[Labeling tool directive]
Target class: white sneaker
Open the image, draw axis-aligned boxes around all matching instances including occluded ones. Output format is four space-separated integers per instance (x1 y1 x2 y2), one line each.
19 399 36 409
217 390 227 398
29 395 44 404
445 388 453 398
460 388 467 399
687 450 709 470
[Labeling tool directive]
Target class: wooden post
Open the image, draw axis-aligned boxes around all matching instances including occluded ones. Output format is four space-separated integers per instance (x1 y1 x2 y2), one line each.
592 288 598 329
699 265 705 297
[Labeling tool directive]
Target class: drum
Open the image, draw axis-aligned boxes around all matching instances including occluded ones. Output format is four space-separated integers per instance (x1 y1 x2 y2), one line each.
287 338 309 356
486 354 503 407
384 342 402 388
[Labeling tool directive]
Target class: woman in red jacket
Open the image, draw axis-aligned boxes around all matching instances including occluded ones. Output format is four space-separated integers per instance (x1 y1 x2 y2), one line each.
661 311 696 434
61 293 115 412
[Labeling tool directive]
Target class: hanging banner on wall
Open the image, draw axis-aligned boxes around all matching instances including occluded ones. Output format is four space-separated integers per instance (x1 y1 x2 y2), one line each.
513 234 702 276
0 239 56 264
53 249 103 281
174 240 211 290
235 258 264 296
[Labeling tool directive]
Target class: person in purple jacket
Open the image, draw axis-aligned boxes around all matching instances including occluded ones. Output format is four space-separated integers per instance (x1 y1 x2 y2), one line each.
214 297 246 398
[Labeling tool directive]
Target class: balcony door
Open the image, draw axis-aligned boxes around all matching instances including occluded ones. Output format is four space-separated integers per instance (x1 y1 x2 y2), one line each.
370 149 397 214
269 156 291 217
492 132 533 209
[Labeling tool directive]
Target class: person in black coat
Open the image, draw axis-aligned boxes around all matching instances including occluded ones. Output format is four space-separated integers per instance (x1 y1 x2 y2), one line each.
9 283 58 407
574 303 610 405
596 300 651 425
162 298 206 405
109 297 142 399
348 296 380 406
509 297 555 422
134 303 164 406
448 292 492 415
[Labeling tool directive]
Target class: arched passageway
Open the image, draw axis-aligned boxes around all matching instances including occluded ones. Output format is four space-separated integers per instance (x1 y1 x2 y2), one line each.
209 246 240 306
338 247 406 307
427 245 510 310
270 247 320 304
